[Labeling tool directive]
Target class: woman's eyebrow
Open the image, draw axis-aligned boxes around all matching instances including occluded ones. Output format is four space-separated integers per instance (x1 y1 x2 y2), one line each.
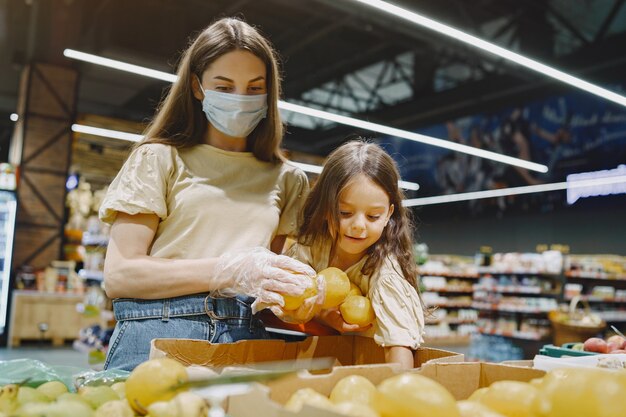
212 75 265 82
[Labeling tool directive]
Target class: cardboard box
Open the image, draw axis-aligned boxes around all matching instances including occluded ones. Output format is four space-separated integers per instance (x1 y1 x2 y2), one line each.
227 361 546 417
150 335 464 368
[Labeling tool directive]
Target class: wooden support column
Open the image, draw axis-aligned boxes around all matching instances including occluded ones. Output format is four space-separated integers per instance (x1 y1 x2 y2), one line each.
9 63 79 271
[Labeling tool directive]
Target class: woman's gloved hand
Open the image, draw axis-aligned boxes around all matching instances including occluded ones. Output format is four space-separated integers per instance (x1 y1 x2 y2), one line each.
212 247 316 310
267 273 326 323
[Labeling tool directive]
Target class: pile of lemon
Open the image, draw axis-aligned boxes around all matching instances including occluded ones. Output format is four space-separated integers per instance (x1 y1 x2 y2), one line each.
284 366 626 417
281 267 376 327
0 358 204 417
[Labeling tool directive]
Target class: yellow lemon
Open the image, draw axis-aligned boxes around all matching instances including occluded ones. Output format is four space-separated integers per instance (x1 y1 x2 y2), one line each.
318 267 351 309
533 368 626 417
476 381 538 417
284 388 334 413
334 401 381 417
457 400 506 417
125 358 188 415
281 275 317 310
373 373 460 417
348 282 363 297
467 387 489 403
340 295 376 327
330 375 377 405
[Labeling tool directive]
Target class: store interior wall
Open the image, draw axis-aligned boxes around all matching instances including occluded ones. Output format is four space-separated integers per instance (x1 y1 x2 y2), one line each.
417 201 626 256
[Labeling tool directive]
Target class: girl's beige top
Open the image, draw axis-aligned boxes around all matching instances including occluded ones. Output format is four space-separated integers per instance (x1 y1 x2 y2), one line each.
288 240 425 349
99 143 309 259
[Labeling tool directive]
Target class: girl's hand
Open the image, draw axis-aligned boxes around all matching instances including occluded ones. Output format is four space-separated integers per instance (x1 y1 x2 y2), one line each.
316 308 372 333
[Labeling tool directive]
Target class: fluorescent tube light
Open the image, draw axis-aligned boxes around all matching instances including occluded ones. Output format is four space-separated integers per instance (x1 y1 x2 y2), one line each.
64 48 548 173
279 101 548 173
403 175 626 207
350 0 626 108
71 124 143 142
287 160 420 190
10 113 18 122
64 49 177 83
72 123 421 191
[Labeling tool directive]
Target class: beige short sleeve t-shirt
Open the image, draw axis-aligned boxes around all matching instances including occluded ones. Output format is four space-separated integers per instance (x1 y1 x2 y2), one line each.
288 240 425 349
99 143 309 259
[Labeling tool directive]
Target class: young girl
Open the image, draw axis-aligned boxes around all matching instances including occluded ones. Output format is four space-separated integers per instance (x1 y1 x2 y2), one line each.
287 140 426 369
99 18 314 371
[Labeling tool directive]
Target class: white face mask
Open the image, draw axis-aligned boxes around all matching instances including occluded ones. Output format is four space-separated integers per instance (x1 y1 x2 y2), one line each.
199 87 268 138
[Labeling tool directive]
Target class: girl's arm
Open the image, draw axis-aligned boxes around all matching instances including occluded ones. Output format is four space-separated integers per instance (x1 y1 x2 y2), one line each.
104 213 311 300
385 346 414 369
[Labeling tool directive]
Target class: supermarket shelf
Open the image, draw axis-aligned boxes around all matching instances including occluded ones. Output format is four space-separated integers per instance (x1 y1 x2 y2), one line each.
472 302 554 314
424 287 473 293
82 234 109 246
473 285 560 296
427 302 473 308
566 271 626 282
419 271 479 279
477 267 561 276
426 318 477 325
565 295 626 303
477 328 549 341
597 313 626 322
79 269 104 281
424 334 472 346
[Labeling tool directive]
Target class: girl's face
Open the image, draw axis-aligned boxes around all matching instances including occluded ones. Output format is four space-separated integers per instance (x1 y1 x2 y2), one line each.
193 49 267 97
333 174 394 260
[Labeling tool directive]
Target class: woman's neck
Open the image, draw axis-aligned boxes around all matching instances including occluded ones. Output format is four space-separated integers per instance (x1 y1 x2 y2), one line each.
329 242 366 271
205 125 247 152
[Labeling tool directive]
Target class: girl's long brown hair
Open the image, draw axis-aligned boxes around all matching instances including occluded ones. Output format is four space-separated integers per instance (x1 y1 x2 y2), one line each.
299 140 419 287
139 17 284 162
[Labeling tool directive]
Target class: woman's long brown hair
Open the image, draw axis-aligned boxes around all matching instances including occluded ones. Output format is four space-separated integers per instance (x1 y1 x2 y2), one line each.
299 140 420 288
138 17 284 163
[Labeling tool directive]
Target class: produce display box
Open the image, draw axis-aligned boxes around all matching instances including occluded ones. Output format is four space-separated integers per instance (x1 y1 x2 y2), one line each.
226 361 546 417
149 335 463 369
539 342 597 358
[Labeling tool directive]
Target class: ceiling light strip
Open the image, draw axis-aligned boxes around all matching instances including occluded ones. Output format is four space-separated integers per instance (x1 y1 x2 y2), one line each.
71 124 143 142
64 49 177 83
64 48 548 173
403 175 626 207
71 123 421 191
278 101 547 173
351 0 626 108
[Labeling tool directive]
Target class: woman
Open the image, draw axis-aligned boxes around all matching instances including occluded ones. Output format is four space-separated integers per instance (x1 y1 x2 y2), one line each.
99 17 315 371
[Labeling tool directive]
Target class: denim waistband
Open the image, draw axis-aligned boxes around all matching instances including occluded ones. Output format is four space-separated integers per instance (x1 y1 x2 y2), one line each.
112 293 255 321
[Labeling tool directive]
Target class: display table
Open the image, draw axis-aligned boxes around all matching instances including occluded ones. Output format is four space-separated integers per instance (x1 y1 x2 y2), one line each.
8 290 100 347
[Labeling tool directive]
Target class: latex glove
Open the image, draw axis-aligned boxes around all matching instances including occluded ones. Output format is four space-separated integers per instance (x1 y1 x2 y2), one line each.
213 247 316 309
317 308 373 333
266 273 326 323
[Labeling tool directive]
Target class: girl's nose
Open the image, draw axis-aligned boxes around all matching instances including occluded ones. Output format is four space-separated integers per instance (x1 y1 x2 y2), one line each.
350 214 366 233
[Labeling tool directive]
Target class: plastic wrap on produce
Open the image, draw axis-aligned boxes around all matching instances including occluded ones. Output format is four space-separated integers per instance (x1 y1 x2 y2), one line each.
0 359 129 391
533 353 626 371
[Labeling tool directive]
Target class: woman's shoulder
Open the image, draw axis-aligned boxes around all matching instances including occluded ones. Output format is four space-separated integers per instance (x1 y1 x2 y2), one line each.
276 161 308 190
133 142 176 155
278 161 307 179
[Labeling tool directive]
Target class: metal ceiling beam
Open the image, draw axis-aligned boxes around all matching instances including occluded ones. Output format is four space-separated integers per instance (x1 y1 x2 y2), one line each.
542 1 590 45
594 0 625 43
286 30 626 155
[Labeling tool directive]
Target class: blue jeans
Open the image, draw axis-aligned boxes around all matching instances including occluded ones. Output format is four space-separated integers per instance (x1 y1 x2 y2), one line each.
104 294 269 371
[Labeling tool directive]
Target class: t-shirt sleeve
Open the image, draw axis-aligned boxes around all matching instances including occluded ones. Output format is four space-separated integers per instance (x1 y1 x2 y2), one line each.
285 242 314 267
99 144 173 224
276 168 309 237
369 272 426 349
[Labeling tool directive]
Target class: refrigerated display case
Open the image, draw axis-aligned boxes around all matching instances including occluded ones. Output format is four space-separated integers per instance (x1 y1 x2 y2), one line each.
0 190 17 345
